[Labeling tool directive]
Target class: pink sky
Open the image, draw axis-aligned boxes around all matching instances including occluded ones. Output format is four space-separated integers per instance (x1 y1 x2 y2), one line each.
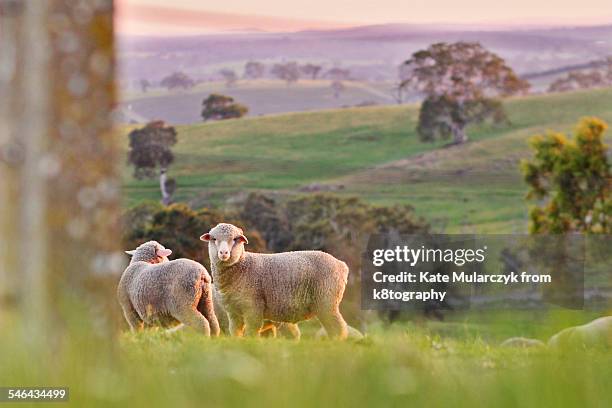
116 0 612 35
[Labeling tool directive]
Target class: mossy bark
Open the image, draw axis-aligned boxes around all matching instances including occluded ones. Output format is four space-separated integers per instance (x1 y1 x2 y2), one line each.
0 0 120 337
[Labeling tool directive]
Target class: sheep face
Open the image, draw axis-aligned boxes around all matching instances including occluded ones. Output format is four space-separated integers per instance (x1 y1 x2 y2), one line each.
200 223 248 266
125 241 173 265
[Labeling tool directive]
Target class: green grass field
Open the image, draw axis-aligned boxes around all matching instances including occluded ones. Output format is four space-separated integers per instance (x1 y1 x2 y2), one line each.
122 88 612 233
1 310 610 407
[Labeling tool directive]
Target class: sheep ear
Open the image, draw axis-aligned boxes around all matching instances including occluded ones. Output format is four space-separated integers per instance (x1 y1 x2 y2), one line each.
237 234 248 245
157 248 172 257
125 250 136 256
200 233 211 241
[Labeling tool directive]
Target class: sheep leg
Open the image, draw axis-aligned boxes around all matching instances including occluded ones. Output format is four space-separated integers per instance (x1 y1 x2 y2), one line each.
317 307 348 340
197 291 221 337
228 313 245 337
278 323 301 340
120 301 144 332
260 321 278 338
175 308 211 336
243 310 264 337
215 309 230 335
205 309 221 337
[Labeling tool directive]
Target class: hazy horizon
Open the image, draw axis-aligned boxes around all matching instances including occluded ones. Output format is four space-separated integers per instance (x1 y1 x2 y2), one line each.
116 0 612 36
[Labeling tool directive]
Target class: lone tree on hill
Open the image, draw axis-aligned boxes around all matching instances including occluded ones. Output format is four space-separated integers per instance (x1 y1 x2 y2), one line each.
243 61 265 79
127 121 178 206
401 42 530 144
202 94 248 121
522 117 611 233
160 71 195 90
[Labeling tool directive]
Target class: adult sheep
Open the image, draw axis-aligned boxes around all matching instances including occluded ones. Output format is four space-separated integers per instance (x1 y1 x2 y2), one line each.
547 316 612 349
201 223 349 339
118 240 220 336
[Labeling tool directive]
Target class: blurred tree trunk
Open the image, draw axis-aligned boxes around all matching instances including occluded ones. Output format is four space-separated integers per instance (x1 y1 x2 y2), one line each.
0 0 121 339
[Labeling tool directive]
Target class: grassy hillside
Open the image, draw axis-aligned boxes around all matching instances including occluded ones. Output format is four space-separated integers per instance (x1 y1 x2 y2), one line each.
122 88 612 233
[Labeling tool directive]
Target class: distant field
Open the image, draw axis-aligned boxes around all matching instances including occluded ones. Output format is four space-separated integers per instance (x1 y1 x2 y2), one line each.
121 88 612 233
119 80 401 124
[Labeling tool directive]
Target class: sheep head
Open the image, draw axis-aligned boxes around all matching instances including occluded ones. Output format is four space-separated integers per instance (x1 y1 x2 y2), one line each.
200 223 248 266
125 241 172 265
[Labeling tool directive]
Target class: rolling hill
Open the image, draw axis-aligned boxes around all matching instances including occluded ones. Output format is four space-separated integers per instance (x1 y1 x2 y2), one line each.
119 80 399 124
122 88 612 233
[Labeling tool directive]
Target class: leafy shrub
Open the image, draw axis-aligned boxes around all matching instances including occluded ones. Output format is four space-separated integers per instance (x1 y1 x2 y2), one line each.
202 94 248 121
522 117 611 233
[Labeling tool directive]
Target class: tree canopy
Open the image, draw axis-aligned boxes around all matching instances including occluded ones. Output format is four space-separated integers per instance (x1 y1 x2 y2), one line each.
244 61 265 79
402 42 530 144
271 62 300 84
160 72 195 90
127 121 177 179
300 63 322 80
202 94 248 121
